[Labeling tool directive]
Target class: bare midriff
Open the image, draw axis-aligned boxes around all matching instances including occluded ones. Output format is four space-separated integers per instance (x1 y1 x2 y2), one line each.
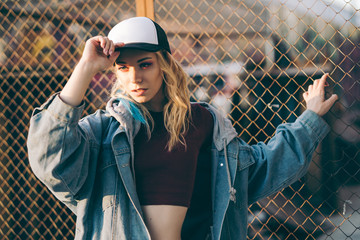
141 205 188 240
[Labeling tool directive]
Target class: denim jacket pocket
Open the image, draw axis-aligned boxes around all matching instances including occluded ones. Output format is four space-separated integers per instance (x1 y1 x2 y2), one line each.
237 144 255 172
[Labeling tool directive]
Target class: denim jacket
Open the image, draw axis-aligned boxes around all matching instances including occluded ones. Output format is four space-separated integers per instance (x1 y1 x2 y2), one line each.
27 93 330 240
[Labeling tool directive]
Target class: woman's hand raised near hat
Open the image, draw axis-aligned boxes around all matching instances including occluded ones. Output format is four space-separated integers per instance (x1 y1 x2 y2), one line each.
59 36 123 107
80 36 124 74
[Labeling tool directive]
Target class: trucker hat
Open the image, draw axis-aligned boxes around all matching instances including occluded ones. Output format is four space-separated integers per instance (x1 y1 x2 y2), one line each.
108 17 171 54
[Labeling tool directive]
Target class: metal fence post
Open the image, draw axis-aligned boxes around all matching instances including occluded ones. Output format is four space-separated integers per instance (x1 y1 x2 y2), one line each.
136 0 155 20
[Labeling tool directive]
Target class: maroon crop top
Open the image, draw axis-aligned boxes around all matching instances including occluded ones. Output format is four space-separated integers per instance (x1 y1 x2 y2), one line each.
134 103 213 207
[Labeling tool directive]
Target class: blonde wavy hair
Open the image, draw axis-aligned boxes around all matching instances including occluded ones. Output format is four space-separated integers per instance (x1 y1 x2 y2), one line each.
110 50 191 151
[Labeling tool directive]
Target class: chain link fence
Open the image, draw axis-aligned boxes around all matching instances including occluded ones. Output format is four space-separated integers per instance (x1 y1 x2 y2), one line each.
1 0 359 239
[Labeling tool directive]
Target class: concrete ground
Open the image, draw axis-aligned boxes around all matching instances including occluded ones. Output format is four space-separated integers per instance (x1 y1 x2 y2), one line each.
319 185 360 240
248 185 360 239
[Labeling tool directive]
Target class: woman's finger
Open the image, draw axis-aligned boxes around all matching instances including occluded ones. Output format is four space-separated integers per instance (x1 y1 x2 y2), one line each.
323 94 339 112
96 36 106 49
108 49 121 63
109 41 125 55
303 91 309 101
114 42 125 50
308 84 313 93
318 73 329 88
313 79 319 89
102 37 111 56
93 36 110 55
106 40 114 59
107 42 124 62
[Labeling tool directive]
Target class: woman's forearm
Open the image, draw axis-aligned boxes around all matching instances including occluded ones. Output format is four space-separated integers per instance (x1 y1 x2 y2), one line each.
59 59 97 107
59 36 121 107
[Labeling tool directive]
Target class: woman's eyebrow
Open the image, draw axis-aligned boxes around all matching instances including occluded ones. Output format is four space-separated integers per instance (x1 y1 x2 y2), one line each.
116 57 152 64
137 57 152 63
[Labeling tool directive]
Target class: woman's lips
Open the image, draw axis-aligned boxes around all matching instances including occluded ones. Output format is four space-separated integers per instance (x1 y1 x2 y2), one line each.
132 88 147 96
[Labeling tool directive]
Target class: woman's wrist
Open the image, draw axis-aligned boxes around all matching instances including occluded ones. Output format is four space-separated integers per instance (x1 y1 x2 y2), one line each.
77 57 99 77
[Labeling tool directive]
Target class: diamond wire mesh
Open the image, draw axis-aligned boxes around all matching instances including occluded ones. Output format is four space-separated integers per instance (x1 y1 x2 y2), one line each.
0 1 136 239
155 0 360 239
1 0 359 239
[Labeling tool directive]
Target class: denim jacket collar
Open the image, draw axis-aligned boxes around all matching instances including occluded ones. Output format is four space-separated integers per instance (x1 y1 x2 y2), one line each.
197 102 238 151
106 98 143 185
106 98 238 152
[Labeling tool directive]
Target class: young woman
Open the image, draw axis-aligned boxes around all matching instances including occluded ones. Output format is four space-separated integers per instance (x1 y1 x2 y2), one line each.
27 17 338 240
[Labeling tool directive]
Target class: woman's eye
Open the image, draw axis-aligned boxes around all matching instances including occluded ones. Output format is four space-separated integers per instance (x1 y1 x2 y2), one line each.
140 62 152 69
117 65 128 71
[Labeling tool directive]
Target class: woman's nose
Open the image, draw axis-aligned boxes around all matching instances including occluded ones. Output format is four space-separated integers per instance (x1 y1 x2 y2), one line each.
129 67 142 83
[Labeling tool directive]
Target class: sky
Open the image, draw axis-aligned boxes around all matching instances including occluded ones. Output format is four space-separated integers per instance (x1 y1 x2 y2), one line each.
332 0 360 10
275 0 360 27
321 0 360 27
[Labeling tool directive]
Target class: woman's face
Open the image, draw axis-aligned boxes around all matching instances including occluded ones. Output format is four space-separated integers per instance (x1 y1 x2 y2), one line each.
115 49 165 112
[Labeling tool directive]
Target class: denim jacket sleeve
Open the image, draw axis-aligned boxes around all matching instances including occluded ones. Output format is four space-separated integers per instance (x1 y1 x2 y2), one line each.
27 93 104 213
247 110 330 204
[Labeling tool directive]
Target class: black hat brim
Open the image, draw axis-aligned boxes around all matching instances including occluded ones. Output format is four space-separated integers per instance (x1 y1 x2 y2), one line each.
115 43 169 53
